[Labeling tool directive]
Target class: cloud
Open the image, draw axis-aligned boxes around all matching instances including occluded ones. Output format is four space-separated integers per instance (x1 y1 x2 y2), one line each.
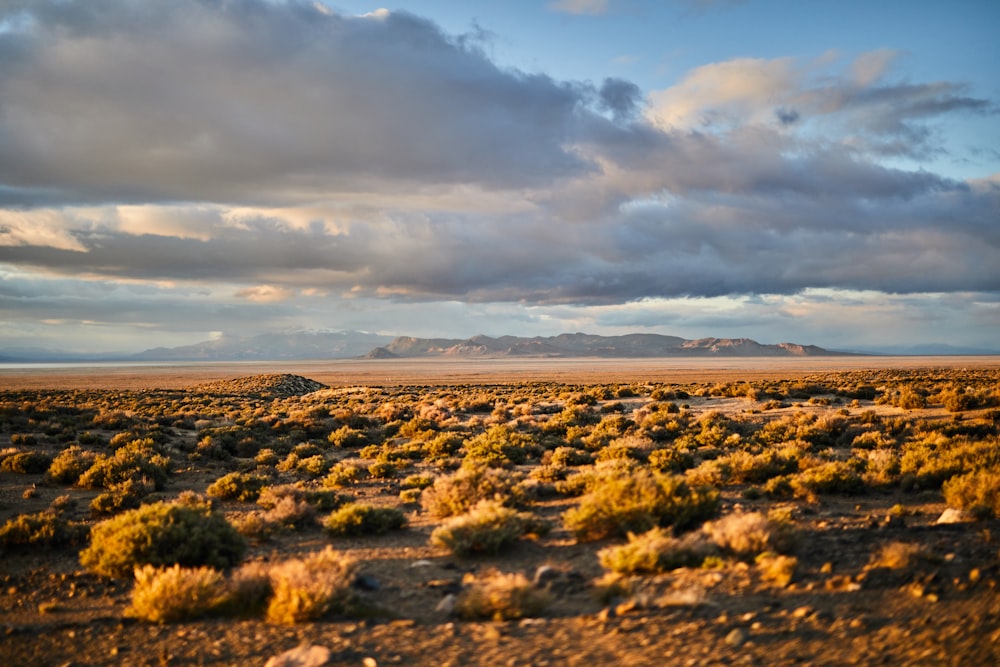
549 0 610 16
0 1 997 352
0 1 597 207
236 285 295 303
647 53 992 158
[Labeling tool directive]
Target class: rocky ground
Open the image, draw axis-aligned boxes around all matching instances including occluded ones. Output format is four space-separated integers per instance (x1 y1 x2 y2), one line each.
1 365 999 666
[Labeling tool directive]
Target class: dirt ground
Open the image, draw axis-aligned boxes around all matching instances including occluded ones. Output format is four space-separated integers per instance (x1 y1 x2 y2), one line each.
1 358 999 666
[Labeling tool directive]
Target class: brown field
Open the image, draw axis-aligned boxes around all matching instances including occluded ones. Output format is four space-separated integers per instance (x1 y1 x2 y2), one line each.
1 358 998 666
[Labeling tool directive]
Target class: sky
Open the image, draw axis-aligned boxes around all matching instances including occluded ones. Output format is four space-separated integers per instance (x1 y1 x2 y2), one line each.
0 0 998 355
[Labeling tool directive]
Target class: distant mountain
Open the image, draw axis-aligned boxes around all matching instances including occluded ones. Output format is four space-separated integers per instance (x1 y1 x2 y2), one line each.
847 343 1000 356
132 330 394 361
365 333 850 358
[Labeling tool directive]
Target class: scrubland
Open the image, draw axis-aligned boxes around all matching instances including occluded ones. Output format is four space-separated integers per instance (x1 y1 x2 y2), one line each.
1 364 999 665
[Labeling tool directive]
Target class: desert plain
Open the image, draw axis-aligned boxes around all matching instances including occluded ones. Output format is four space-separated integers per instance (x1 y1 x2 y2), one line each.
1 356 999 666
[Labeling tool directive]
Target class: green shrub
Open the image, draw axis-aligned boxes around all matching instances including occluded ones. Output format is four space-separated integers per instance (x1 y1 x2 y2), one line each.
430 500 535 556
266 547 357 624
323 503 407 537
206 472 271 502
79 496 246 578
793 461 865 496
90 477 156 517
128 564 226 623
46 446 96 484
0 510 89 550
321 461 364 488
1 451 53 474
463 425 539 467
563 469 719 541
421 462 525 519
367 460 397 479
647 446 695 473
597 527 712 574
548 446 594 467
327 426 368 449
943 470 1000 519
78 443 170 490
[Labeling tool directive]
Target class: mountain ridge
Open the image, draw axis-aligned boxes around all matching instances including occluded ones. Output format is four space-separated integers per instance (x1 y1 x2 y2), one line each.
366 333 853 359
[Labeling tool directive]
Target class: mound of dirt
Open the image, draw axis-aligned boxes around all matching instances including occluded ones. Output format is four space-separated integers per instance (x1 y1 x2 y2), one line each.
190 373 328 397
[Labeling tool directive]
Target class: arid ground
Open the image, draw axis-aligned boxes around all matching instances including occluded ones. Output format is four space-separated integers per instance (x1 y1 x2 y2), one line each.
1 357 999 666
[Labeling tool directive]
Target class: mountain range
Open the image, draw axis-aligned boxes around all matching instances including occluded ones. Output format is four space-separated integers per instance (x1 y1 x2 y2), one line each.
4 330 998 363
365 333 845 359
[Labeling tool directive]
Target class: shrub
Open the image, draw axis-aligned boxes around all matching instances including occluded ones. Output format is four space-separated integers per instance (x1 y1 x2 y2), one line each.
220 561 273 616
793 461 865 496
90 477 156 517
597 527 713 575
430 500 534 557
128 564 226 623
206 472 270 502
647 446 695 473
703 511 796 557
323 503 407 537
0 510 89 550
367 461 397 479
756 553 798 587
266 547 357 624
463 425 539 467
327 426 368 449
258 484 347 513
942 470 1000 519
46 446 96 484
455 570 551 621
548 446 594 467
1 451 53 474
321 462 364 488
78 443 170 490
421 462 524 519
79 496 247 578
563 469 719 541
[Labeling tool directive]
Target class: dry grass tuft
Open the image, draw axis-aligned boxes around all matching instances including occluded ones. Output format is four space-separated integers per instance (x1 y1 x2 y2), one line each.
456 570 551 621
265 547 357 624
128 564 225 623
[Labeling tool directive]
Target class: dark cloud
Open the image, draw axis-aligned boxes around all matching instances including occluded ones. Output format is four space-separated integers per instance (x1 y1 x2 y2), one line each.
0 1 598 206
598 77 643 121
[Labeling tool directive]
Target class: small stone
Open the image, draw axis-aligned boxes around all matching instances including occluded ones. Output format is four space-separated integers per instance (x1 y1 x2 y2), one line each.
725 628 748 647
353 574 380 591
435 593 457 615
936 508 974 524
264 645 333 667
363 658 378 667
410 560 434 568
792 606 813 619
533 565 560 587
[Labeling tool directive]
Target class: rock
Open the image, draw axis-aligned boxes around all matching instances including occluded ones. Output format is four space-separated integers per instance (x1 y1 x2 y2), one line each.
436 593 457 615
264 645 332 667
533 565 560 587
724 628 748 647
410 560 434 568
353 574 380 591
936 508 974 524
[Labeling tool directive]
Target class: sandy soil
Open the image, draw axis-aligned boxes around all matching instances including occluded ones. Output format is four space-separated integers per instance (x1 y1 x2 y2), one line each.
1 360 998 666
2 355 998 390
